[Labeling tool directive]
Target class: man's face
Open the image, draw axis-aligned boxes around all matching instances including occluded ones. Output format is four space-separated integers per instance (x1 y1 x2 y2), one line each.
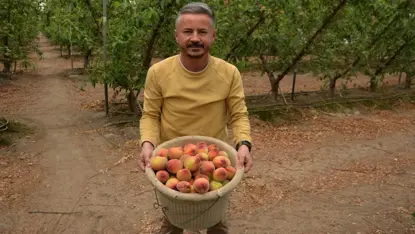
175 13 216 59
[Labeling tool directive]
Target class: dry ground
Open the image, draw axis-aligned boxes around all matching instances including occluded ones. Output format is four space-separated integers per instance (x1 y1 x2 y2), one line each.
0 35 414 234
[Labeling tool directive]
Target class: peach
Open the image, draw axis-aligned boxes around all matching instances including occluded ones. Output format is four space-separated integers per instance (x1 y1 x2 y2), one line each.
213 168 228 182
176 181 192 193
157 148 169 157
183 143 197 156
208 144 218 152
196 141 208 154
151 156 168 171
218 151 228 157
195 174 209 181
184 156 201 172
168 146 183 159
165 178 179 190
166 159 183 174
225 166 236 180
193 178 210 194
208 150 218 161
212 156 231 168
222 180 230 186
176 168 192 181
199 161 215 177
156 170 170 183
196 152 209 161
180 154 190 164
209 181 223 191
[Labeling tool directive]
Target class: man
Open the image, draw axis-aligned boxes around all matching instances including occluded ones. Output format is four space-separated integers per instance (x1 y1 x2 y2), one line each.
139 2 253 234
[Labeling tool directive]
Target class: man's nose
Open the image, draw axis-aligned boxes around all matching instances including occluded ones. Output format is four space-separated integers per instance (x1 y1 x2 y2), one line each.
190 32 201 41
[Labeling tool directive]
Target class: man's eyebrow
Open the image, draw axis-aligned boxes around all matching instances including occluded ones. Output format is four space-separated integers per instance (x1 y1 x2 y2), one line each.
182 27 208 30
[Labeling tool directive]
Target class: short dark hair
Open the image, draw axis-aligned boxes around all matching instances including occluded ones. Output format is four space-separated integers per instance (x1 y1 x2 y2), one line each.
175 2 215 27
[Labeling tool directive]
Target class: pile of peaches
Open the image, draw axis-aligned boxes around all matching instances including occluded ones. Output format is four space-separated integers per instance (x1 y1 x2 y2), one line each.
150 141 236 194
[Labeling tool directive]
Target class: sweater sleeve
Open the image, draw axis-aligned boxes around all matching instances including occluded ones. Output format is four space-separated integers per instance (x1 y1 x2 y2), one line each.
139 67 162 147
226 67 252 145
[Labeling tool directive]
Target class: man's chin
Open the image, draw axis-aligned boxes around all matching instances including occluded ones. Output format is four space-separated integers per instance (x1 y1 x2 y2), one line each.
185 52 204 59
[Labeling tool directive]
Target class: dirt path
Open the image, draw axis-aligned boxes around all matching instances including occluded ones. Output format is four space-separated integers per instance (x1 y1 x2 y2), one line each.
1 35 415 234
0 35 143 233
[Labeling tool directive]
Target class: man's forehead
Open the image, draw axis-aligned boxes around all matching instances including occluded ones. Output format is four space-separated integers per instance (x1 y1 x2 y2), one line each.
176 13 214 28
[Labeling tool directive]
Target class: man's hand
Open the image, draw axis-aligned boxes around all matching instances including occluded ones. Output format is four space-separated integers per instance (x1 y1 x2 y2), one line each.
139 142 154 171
236 145 253 173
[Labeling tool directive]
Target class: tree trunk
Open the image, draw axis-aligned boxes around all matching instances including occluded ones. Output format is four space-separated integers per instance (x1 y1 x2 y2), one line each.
370 76 378 92
83 49 92 69
404 72 412 89
3 2 11 74
329 78 337 97
259 55 279 102
127 89 138 113
67 45 71 57
271 78 279 102
2 39 11 74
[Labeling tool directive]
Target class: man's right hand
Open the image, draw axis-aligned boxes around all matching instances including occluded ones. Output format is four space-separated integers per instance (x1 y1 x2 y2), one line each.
139 142 154 171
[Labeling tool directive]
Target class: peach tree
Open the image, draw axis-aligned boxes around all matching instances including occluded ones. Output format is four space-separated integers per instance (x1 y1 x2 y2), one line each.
1 0 42 76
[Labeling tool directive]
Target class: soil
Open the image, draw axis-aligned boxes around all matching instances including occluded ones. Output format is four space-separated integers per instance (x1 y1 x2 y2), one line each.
0 35 414 234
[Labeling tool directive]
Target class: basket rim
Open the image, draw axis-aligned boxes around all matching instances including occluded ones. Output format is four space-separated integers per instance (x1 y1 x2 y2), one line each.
145 135 244 202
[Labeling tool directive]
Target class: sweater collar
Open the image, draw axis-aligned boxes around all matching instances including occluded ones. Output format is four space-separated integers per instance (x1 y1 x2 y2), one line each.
178 54 211 75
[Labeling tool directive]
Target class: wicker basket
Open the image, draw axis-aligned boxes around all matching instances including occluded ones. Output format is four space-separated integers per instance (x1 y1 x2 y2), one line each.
145 135 244 231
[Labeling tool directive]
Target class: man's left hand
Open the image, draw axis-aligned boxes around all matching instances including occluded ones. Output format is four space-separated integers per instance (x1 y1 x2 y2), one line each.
236 145 253 173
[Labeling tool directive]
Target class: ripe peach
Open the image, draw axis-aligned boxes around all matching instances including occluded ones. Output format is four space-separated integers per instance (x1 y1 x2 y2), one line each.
165 178 179 190
199 161 215 177
225 166 236 180
212 156 231 168
208 144 218 152
196 141 208 154
208 150 218 161
193 178 210 194
184 156 201 172
156 170 170 183
209 181 223 191
168 146 183 159
218 151 228 157
195 174 209 181
213 168 228 182
166 159 183 174
151 156 168 171
180 154 190 164
176 181 192 193
183 143 197 156
176 168 192 181
196 152 209 161
157 148 169 157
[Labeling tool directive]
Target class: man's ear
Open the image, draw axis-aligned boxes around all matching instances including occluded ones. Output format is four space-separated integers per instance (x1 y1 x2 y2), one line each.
174 29 178 43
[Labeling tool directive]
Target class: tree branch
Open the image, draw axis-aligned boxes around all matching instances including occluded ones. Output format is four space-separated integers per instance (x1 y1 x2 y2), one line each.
274 0 348 84
333 0 410 82
225 11 266 61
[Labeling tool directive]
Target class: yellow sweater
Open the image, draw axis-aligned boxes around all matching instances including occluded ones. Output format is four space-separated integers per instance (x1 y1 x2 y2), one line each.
139 54 252 148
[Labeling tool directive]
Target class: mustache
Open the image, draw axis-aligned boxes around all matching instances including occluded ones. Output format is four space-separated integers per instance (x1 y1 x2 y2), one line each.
187 42 204 48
